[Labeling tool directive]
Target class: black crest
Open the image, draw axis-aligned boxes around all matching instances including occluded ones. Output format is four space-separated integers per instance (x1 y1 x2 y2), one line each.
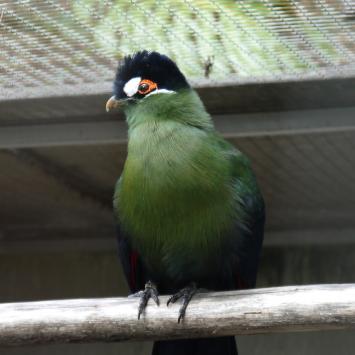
113 50 190 99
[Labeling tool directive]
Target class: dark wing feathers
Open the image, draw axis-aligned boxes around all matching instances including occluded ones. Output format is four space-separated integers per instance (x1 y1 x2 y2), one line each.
229 144 265 289
115 216 146 293
212 135 264 289
114 178 146 293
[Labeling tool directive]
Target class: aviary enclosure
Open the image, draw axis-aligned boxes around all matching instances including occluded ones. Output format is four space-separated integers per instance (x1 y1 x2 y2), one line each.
0 1 354 355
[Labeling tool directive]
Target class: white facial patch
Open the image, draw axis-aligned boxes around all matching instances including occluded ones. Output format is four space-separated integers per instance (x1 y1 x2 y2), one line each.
123 77 141 97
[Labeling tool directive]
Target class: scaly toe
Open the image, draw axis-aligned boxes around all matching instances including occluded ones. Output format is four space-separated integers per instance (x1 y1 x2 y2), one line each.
167 282 198 323
132 281 159 320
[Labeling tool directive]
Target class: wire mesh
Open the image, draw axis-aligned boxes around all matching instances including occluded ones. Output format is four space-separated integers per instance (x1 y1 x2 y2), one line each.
1 0 354 99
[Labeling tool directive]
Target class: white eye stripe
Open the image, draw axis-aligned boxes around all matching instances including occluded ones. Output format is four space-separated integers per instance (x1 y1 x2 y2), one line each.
123 77 141 97
145 89 176 98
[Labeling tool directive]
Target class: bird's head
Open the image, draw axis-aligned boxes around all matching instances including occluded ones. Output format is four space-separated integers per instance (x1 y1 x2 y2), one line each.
106 50 190 113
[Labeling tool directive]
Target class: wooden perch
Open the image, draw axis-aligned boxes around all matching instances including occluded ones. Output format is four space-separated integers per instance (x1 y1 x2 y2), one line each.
0 284 355 347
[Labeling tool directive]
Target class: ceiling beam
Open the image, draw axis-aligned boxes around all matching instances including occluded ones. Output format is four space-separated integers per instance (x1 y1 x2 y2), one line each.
1 75 354 125
0 106 354 149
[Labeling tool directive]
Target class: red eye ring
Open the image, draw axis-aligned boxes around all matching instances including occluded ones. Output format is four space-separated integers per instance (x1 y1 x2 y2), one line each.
138 79 158 95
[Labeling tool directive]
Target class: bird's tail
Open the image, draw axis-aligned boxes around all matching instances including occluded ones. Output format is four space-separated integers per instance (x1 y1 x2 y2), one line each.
152 336 238 355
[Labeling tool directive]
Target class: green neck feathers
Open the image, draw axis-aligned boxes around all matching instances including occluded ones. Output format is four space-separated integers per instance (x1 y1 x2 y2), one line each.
124 89 213 131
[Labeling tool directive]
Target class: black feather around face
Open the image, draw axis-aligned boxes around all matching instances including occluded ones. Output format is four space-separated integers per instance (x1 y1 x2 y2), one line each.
113 50 190 99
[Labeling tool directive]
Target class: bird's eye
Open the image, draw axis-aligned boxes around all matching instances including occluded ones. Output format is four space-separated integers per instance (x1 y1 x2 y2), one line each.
138 83 149 92
138 79 157 95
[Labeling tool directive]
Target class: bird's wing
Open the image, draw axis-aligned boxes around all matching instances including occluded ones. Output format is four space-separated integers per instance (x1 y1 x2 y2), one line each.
114 179 146 293
217 136 265 289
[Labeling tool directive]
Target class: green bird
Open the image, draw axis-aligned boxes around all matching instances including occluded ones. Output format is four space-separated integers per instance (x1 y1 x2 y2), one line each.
106 51 265 355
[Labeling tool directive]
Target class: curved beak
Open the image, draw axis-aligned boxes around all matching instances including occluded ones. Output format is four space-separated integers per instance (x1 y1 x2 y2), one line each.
105 96 122 112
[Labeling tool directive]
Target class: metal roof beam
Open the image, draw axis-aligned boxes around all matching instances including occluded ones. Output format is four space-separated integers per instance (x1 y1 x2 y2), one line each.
0 106 354 149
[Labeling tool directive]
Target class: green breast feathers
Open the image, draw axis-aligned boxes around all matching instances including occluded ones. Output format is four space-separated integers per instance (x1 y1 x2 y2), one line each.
115 120 236 263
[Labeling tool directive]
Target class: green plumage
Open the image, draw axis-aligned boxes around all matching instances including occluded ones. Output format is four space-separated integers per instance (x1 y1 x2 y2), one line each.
114 89 262 282
111 50 264 355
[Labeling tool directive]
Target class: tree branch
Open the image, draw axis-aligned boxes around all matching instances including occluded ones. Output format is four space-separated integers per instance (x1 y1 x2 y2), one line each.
1 284 355 347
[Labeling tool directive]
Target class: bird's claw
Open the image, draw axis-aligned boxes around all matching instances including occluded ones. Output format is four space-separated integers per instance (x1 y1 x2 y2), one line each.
167 282 198 323
129 281 159 319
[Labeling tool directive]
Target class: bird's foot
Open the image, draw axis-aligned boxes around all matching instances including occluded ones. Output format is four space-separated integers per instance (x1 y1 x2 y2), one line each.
129 280 160 319
167 282 198 323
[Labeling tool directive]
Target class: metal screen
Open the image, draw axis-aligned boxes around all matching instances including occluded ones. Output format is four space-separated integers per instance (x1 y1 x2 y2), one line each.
1 0 354 99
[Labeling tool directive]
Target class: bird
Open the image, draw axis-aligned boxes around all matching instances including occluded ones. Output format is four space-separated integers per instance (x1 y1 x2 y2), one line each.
106 50 265 355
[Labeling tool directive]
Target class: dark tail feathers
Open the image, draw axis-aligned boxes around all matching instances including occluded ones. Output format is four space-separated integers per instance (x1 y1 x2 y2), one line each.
152 336 237 355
